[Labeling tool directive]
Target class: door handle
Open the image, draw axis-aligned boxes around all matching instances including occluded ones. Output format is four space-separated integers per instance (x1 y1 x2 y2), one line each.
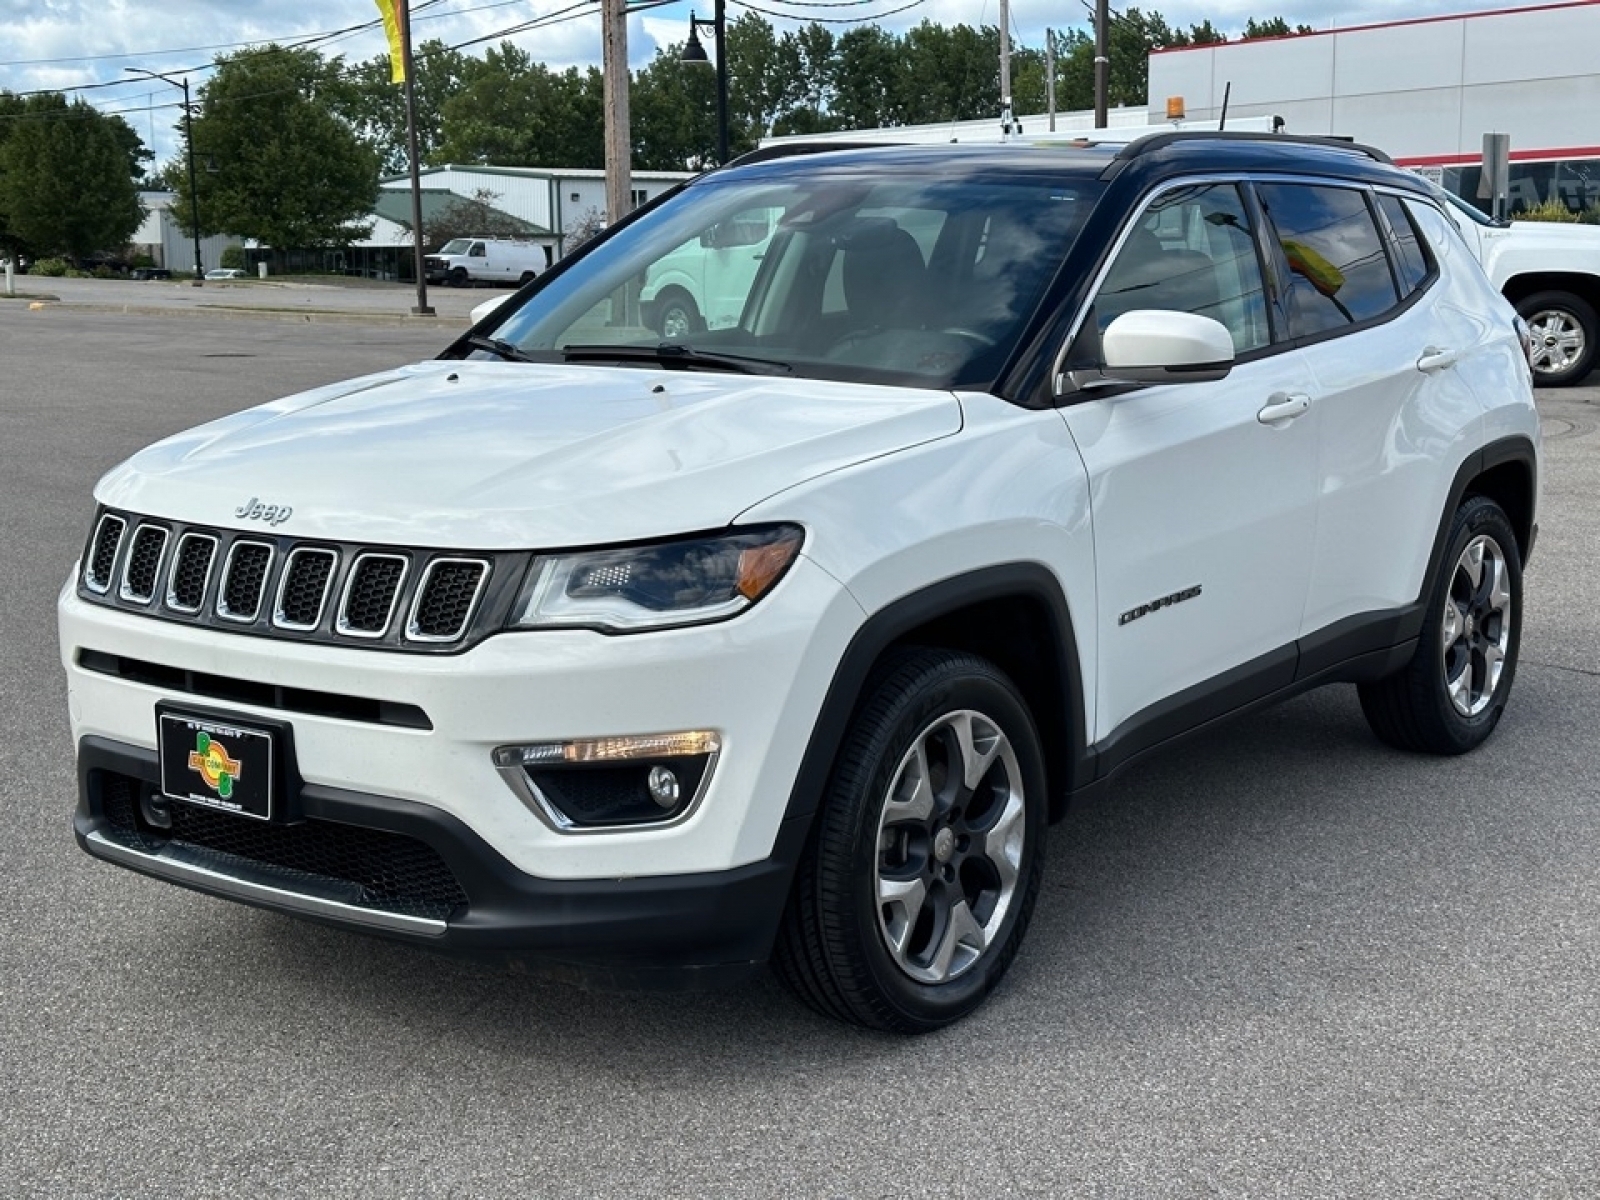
1417 346 1459 373
1257 392 1311 425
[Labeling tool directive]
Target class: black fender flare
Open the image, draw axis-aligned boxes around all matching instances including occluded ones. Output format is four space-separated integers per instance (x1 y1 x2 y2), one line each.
777 563 1090 835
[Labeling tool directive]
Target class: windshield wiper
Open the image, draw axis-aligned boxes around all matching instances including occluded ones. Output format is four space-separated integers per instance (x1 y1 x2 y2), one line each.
464 334 538 363
559 342 793 375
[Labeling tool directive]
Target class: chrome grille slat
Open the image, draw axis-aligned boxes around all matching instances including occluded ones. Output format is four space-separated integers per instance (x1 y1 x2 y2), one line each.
85 514 127 594
79 509 511 653
408 559 490 643
337 553 409 639
165 533 218 614
217 541 274 623
274 548 338 631
118 525 170 604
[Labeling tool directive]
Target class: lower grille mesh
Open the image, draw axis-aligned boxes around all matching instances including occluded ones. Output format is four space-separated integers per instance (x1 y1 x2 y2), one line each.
99 774 468 921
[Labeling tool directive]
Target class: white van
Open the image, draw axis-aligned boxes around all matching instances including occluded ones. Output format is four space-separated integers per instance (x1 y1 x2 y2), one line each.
425 238 549 287
639 208 780 337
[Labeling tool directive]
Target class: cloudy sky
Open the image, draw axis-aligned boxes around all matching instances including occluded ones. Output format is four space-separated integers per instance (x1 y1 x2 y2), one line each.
0 0 1565 165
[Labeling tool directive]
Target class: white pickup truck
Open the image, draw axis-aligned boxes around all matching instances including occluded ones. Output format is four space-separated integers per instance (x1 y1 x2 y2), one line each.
425 237 548 288
1443 193 1600 386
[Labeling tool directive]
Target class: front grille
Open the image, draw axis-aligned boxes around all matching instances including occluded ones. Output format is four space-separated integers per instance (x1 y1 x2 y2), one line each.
219 542 273 622
99 773 468 922
409 559 488 641
119 524 169 604
274 548 337 630
86 514 127 593
339 554 407 637
76 508 521 654
166 533 217 613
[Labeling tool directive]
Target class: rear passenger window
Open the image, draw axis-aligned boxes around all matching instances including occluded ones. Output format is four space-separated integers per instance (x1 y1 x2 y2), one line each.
1376 193 1431 295
1256 184 1399 337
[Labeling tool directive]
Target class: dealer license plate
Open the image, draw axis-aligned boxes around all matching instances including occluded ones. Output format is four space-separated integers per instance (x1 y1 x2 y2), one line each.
158 708 278 822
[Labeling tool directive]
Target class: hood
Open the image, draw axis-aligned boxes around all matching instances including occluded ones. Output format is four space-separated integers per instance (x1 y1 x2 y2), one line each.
94 360 963 548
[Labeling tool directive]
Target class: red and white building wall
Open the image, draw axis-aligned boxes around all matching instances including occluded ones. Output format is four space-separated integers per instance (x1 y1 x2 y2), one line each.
1147 0 1600 212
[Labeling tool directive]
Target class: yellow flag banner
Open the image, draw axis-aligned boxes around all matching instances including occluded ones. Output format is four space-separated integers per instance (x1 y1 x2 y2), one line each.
374 0 406 83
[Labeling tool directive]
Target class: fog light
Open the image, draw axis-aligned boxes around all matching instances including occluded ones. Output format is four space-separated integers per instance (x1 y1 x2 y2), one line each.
647 765 680 808
493 732 720 832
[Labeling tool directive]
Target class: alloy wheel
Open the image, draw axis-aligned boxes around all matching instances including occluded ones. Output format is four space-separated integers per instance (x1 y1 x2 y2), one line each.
874 709 1026 984
1441 533 1513 717
1527 308 1586 378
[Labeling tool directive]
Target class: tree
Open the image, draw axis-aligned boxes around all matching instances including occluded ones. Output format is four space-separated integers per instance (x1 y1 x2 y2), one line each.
434 44 603 168
630 44 719 169
1243 17 1314 38
0 92 145 259
342 40 482 175
169 46 378 248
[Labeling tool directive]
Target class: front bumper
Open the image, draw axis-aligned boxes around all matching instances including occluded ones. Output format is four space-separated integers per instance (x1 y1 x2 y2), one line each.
76 737 810 987
60 556 859 881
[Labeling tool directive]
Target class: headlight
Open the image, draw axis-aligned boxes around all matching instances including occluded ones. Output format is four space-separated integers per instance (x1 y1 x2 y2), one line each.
509 524 804 633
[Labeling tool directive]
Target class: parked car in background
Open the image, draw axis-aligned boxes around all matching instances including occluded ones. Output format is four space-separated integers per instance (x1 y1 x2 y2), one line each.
62 135 1540 1032
425 237 548 287
1442 191 1600 386
204 268 246 281
130 267 173 281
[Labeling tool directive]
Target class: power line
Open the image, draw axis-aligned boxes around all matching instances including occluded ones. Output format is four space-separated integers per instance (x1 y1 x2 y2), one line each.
731 0 927 23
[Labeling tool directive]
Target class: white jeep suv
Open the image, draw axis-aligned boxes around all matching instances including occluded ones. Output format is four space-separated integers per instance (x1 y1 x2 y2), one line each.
61 134 1540 1032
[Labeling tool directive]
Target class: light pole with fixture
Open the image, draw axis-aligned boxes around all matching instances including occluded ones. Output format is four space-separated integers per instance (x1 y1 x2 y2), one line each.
124 67 205 285
679 0 728 166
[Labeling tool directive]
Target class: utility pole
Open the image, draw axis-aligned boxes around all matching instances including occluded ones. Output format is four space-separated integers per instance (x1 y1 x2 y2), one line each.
397 0 434 315
1094 0 1110 129
125 68 205 285
998 0 1018 137
602 0 632 225
1046 28 1057 132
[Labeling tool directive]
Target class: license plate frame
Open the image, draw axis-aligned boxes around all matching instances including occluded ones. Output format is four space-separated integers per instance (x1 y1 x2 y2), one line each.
157 705 284 822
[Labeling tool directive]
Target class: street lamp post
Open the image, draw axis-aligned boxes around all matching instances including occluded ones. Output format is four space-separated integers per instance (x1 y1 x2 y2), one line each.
680 0 728 166
125 67 205 285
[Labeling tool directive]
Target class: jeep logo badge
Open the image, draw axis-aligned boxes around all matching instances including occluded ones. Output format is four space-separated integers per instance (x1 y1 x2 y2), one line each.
235 496 293 526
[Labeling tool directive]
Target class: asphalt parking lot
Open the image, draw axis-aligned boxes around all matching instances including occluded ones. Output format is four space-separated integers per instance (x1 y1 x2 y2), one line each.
2 304 1598 1198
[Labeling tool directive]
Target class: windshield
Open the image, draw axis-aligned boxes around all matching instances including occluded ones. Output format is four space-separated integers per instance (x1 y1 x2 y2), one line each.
439 238 474 254
477 169 1099 388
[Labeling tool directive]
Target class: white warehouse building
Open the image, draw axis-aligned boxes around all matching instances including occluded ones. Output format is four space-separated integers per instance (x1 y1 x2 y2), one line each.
1147 0 1600 212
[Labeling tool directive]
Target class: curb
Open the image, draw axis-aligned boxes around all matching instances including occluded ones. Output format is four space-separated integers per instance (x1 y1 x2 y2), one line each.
18 300 468 327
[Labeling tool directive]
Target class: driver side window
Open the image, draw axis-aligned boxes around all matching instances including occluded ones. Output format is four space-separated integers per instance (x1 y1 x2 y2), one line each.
1095 183 1271 355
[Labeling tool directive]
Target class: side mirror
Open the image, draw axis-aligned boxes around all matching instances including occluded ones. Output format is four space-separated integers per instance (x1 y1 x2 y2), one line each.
1098 309 1235 385
469 293 511 326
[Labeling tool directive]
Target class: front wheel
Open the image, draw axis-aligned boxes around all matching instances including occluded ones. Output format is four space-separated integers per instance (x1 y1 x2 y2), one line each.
1359 496 1522 754
448 266 469 288
1516 290 1597 387
774 649 1047 1033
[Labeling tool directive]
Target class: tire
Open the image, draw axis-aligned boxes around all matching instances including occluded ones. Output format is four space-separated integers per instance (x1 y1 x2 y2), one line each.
652 289 702 340
1515 290 1597 387
448 267 469 288
774 648 1047 1033
1359 496 1522 755
518 271 537 286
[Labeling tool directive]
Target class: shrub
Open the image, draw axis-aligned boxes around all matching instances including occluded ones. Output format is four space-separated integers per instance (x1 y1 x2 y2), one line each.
220 244 247 271
1516 198 1579 223
32 257 69 276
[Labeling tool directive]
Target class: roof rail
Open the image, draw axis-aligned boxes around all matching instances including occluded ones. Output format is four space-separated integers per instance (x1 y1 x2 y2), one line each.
727 140 909 169
1115 129 1395 165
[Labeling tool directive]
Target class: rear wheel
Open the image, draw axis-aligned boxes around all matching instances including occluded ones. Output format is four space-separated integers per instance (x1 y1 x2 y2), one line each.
1516 290 1597 386
652 288 702 340
774 649 1046 1033
1359 496 1522 754
518 270 537 286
